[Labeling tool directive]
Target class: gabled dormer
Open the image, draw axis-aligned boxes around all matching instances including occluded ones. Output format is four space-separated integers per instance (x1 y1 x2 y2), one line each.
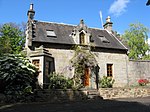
70 19 92 46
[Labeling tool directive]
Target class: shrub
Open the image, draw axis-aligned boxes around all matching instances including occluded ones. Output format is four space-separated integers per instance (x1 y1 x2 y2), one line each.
99 76 115 88
138 79 149 86
49 72 74 90
0 54 38 96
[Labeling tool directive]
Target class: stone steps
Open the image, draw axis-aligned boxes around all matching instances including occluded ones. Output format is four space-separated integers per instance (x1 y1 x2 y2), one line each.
33 89 103 102
87 89 103 99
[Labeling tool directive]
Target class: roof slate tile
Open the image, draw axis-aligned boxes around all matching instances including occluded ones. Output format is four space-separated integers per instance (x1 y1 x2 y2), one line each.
32 20 127 50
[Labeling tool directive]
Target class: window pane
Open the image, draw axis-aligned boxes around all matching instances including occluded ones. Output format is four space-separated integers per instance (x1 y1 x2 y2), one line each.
32 59 40 70
46 30 56 37
107 64 113 77
79 32 85 44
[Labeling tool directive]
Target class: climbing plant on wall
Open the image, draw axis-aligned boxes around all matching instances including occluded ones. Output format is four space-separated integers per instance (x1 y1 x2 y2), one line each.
70 45 97 88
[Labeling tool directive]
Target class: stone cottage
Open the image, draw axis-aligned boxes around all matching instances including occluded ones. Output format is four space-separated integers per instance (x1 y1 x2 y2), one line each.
25 4 130 89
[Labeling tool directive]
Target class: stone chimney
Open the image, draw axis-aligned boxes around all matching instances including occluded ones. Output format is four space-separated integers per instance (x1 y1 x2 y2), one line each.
27 3 35 20
103 16 113 33
25 4 35 49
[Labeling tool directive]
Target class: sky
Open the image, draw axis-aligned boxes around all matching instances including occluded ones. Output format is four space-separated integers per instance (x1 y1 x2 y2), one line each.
0 0 150 43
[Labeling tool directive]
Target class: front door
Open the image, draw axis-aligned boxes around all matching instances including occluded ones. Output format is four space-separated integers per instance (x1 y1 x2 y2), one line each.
83 67 90 87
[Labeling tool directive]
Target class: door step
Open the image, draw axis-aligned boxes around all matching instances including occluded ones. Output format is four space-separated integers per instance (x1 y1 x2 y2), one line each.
87 89 103 99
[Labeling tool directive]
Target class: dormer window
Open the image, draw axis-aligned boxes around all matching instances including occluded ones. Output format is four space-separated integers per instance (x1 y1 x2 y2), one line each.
79 32 85 44
99 35 110 43
71 20 91 45
46 30 56 38
90 35 94 43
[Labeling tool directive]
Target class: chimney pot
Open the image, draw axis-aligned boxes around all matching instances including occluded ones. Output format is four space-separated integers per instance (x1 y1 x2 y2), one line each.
106 16 111 22
30 3 34 10
103 16 113 33
27 3 35 20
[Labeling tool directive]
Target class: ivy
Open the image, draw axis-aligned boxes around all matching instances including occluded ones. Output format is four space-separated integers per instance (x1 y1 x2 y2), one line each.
70 45 97 88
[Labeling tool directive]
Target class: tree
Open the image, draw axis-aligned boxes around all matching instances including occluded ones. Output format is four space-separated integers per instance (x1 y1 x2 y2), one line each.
146 0 150 5
122 22 150 60
0 23 25 55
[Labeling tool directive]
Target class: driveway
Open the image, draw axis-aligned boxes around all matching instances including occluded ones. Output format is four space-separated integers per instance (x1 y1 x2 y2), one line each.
1 97 150 112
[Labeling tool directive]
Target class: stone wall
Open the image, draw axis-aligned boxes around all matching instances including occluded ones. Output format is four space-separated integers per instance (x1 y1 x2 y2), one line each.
47 48 129 87
34 89 87 102
93 52 128 87
128 60 150 85
99 87 150 99
32 46 150 88
1 88 150 103
0 90 88 103
48 48 75 78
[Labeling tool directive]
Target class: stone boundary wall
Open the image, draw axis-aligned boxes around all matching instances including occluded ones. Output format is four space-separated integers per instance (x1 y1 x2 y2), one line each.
0 89 88 103
128 60 150 85
99 87 150 99
1 88 150 103
34 89 88 102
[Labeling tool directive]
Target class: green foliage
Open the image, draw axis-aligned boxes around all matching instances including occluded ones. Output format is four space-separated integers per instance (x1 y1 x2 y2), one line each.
122 22 150 60
70 45 97 88
0 54 38 95
49 72 74 90
146 0 150 5
0 23 25 56
99 76 115 88
71 45 97 67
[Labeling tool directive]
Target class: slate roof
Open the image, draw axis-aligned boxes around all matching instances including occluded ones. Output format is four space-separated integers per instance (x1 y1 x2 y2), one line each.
32 20 127 51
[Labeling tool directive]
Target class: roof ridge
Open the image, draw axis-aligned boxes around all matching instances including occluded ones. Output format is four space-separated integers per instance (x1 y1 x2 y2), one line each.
34 20 76 26
34 20 104 30
108 30 128 50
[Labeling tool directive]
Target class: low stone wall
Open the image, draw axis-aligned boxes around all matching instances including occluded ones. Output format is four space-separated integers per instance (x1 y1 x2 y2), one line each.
1 88 150 103
34 89 88 102
0 89 88 103
99 87 150 99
